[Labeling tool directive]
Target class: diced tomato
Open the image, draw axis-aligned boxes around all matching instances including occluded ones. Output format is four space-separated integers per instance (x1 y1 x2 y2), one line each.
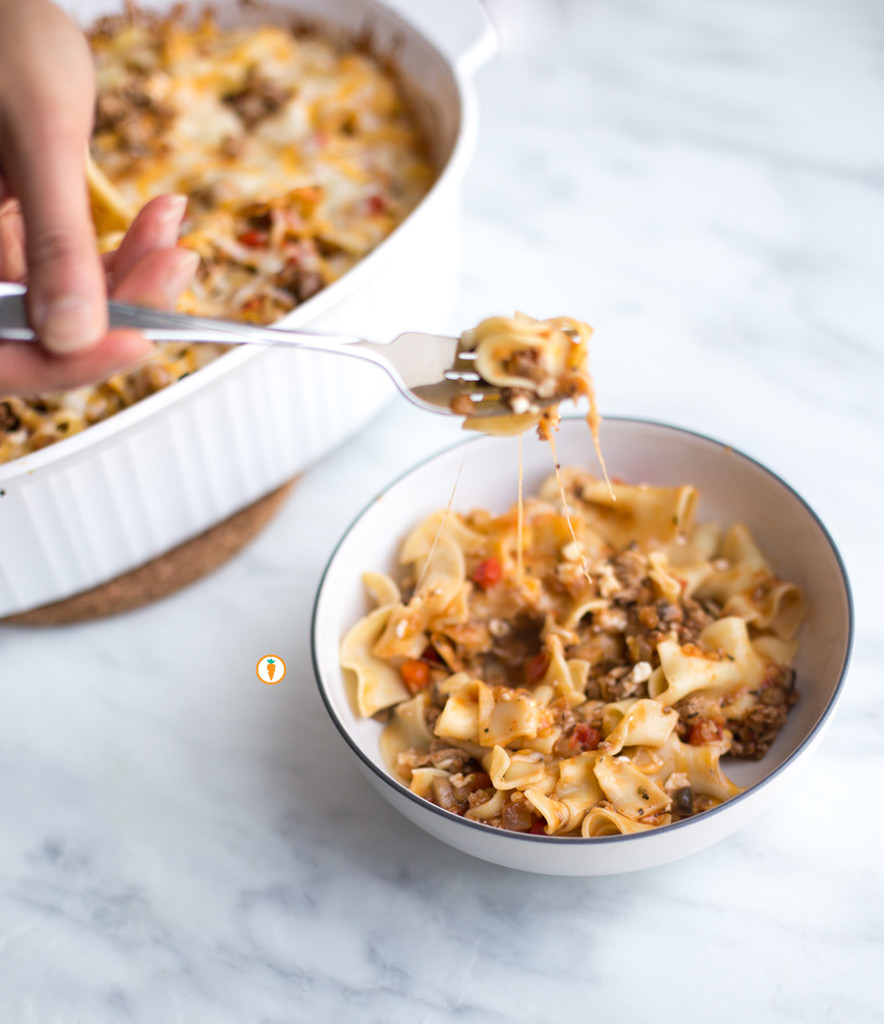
571 723 602 751
529 821 547 835
367 194 388 214
237 229 267 247
400 659 431 693
472 556 502 590
525 650 551 685
689 718 723 745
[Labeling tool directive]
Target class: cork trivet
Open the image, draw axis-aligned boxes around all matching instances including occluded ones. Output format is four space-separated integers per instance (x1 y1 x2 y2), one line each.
4 478 298 626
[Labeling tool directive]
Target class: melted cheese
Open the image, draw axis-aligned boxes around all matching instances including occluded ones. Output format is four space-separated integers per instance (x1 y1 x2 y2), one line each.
0 10 434 464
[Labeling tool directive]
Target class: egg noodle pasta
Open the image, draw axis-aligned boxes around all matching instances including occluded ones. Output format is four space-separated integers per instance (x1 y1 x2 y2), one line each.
453 313 607 476
341 468 804 837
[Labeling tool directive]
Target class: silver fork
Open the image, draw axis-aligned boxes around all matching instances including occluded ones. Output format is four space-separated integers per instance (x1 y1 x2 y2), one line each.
0 282 551 419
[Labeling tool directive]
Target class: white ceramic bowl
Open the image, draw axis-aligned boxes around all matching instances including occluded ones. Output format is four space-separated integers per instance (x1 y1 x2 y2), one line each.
312 417 853 875
0 0 495 618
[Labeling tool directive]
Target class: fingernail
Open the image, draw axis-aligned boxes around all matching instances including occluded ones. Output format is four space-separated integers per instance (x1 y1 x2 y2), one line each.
124 342 160 373
149 195 189 249
162 194 188 227
39 297 103 354
163 250 201 305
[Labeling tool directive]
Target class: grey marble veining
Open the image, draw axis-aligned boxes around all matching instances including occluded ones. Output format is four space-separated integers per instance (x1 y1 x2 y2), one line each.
2 0 883 1020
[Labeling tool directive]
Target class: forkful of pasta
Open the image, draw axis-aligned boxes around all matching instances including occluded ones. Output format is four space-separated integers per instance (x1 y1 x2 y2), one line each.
0 283 597 430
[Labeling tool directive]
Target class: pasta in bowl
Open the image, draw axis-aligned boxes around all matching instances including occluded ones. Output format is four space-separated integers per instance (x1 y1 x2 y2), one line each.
312 418 852 875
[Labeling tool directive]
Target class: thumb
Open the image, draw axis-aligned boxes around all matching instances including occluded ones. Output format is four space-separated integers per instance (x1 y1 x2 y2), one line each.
13 135 108 355
0 3 107 354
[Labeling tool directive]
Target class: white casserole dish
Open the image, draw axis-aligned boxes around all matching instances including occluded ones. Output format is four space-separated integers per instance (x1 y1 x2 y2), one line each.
0 0 496 618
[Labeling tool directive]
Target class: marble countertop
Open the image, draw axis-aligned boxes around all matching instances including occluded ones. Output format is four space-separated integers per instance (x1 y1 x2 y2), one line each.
2 0 883 1019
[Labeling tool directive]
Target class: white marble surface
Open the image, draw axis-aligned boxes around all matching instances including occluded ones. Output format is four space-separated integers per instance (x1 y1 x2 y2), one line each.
2 0 884 1019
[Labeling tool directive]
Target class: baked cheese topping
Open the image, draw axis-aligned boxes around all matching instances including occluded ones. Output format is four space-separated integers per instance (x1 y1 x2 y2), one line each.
0 8 434 464
89 9 434 320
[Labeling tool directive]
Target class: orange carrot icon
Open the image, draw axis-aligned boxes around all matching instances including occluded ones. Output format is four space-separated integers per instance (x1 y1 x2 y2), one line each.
257 655 285 683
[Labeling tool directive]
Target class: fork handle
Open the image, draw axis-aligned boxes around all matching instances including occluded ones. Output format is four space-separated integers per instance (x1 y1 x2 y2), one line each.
0 283 373 357
105 301 359 351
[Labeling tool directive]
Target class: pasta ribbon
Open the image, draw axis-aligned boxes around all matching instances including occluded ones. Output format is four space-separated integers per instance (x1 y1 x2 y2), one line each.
598 698 679 754
649 618 767 706
582 806 669 837
434 679 546 749
340 606 411 717
593 756 671 819
487 747 549 791
541 471 698 548
458 314 598 438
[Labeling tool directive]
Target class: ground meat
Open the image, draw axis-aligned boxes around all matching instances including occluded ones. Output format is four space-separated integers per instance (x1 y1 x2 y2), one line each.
423 702 442 733
275 261 325 305
448 772 488 804
467 788 496 811
188 182 222 210
502 347 542 382
223 68 293 129
94 92 128 135
609 547 649 602
295 270 324 303
625 632 657 666
599 665 648 702
569 633 628 673
487 613 545 676
622 590 713 665
679 596 716 641
727 674 799 759
674 694 708 734
0 401 20 432
727 705 788 759
417 744 475 774
94 76 175 156
220 134 244 159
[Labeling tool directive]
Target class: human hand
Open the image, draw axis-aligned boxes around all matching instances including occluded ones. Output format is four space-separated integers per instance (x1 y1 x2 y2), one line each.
0 194 199 394
0 0 197 395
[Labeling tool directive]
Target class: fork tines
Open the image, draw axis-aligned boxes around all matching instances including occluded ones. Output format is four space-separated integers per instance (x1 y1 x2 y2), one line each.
444 346 481 382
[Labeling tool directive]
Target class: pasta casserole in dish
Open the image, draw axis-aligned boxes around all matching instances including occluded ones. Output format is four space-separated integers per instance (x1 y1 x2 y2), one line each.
0 5 435 463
